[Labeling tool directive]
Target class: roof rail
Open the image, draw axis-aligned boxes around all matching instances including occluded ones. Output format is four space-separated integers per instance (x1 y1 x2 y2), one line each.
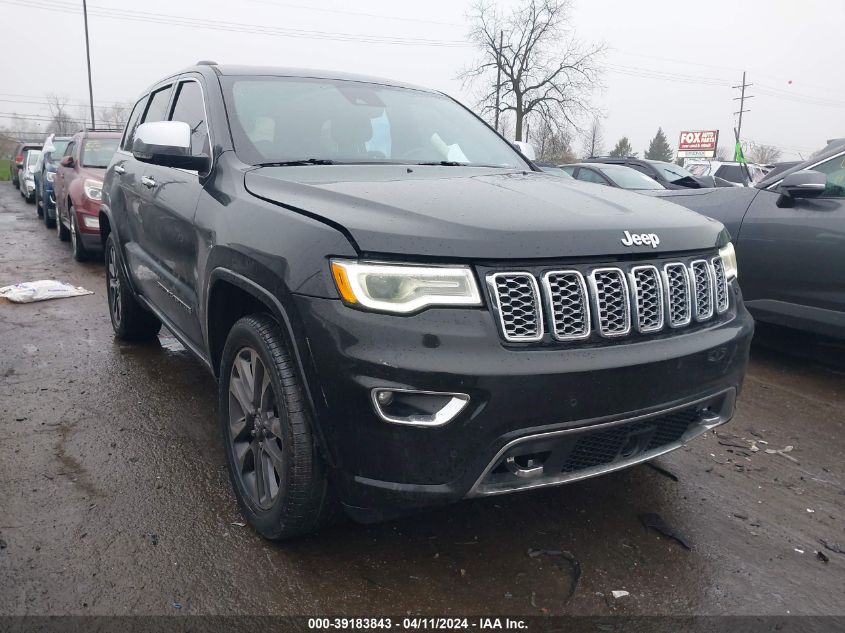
76 126 123 133
196 60 218 66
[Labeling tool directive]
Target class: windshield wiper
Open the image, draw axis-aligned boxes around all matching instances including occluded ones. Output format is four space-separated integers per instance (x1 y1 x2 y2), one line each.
256 159 337 167
415 161 467 167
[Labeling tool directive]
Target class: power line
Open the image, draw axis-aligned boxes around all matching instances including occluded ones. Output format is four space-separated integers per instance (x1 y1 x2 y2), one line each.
0 0 470 47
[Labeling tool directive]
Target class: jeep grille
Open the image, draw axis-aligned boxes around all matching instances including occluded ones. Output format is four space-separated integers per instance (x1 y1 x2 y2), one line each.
487 255 730 343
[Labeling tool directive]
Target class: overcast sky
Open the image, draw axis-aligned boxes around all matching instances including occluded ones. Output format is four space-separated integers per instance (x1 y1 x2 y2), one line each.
2 0 843 160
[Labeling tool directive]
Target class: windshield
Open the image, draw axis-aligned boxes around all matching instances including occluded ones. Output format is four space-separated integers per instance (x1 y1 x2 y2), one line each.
601 165 663 189
47 140 70 159
222 76 530 169
25 150 42 167
653 161 696 183
538 165 573 178
684 163 710 177
81 138 120 168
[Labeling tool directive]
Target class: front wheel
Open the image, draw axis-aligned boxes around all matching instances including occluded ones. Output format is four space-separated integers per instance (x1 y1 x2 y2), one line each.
56 206 70 241
105 233 162 340
70 208 88 262
35 187 43 217
220 315 338 540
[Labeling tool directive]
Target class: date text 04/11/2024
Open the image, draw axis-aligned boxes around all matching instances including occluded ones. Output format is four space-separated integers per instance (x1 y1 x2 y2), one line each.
307 618 529 630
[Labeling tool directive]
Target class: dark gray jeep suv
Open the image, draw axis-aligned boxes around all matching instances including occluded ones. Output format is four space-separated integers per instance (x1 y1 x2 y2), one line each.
100 63 753 539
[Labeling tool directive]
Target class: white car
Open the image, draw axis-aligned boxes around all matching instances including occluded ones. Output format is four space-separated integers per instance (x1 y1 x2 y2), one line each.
684 160 766 187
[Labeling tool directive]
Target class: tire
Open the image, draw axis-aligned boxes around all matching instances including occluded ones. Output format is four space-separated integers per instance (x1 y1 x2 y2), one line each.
70 208 89 262
35 187 43 217
105 233 162 341
56 206 70 241
220 314 338 540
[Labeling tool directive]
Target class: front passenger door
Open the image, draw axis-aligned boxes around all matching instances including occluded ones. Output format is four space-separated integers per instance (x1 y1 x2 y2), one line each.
737 150 845 334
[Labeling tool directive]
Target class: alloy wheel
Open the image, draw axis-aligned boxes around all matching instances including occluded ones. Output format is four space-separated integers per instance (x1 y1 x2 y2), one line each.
107 243 122 326
228 347 284 510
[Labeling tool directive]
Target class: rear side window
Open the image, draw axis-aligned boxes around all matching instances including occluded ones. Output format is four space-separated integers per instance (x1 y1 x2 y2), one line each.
142 85 173 124
121 97 146 151
169 80 210 157
576 168 608 185
715 165 745 183
63 141 75 158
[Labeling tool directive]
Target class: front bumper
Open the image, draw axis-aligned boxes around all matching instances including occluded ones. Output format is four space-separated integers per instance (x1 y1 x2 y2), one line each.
75 201 104 252
294 284 753 521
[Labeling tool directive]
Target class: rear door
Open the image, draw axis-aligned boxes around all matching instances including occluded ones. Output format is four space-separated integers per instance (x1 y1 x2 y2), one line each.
134 76 211 347
737 150 845 335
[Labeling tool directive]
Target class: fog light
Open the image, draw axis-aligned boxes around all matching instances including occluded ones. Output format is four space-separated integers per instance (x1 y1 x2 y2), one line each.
81 215 100 230
371 388 469 427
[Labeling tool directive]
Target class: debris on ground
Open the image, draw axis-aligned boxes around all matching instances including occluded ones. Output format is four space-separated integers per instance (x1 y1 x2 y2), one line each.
646 462 679 482
146 533 159 546
817 551 830 563
764 445 799 463
820 539 845 555
0 280 93 303
611 590 629 599
795 548 805 554
172 602 182 609
639 513 691 550
230 522 246 527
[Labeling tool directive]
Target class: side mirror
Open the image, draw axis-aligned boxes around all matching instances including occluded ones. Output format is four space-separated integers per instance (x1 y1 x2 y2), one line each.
132 121 210 172
60 155 74 167
779 170 827 199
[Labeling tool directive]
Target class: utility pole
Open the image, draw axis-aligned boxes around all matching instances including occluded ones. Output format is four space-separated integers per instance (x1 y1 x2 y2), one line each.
732 71 753 161
494 30 503 133
82 0 95 129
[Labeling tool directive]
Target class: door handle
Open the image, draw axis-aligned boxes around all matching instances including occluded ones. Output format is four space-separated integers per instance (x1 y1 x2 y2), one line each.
114 165 125 174
141 176 156 188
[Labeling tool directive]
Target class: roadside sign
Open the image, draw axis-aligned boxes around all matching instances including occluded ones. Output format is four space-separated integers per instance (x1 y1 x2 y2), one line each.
677 130 719 158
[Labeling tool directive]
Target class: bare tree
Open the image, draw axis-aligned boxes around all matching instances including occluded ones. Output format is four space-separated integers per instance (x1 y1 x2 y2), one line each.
461 0 604 141
46 94 81 135
97 101 132 130
714 147 731 161
534 118 576 163
746 142 782 164
581 116 604 157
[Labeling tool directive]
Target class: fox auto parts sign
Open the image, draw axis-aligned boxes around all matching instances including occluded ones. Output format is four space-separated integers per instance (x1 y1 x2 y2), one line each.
677 130 719 157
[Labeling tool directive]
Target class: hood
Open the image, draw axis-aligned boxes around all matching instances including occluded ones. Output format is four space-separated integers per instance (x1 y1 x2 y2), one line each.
245 165 727 259
79 166 108 181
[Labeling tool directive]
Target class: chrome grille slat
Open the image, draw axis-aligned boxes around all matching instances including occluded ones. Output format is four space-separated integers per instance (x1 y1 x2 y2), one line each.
629 265 664 333
711 256 729 313
690 259 715 321
662 263 692 328
588 268 631 337
542 271 590 341
488 255 723 343
487 272 543 342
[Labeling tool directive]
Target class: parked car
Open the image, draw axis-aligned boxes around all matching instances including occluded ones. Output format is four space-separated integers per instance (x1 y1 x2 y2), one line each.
684 160 767 187
534 161 572 178
54 130 121 261
33 134 72 227
102 63 752 538
561 163 664 190
11 141 42 188
19 148 42 202
584 157 714 189
644 141 845 339
761 160 801 181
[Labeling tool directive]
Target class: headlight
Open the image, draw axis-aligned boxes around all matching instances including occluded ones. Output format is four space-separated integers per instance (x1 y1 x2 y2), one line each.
83 178 103 201
46 171 55 182
330 260 481 314
719 242 738 280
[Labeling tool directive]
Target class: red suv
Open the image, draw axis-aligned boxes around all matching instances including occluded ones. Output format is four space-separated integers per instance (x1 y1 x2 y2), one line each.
54 130 121 261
